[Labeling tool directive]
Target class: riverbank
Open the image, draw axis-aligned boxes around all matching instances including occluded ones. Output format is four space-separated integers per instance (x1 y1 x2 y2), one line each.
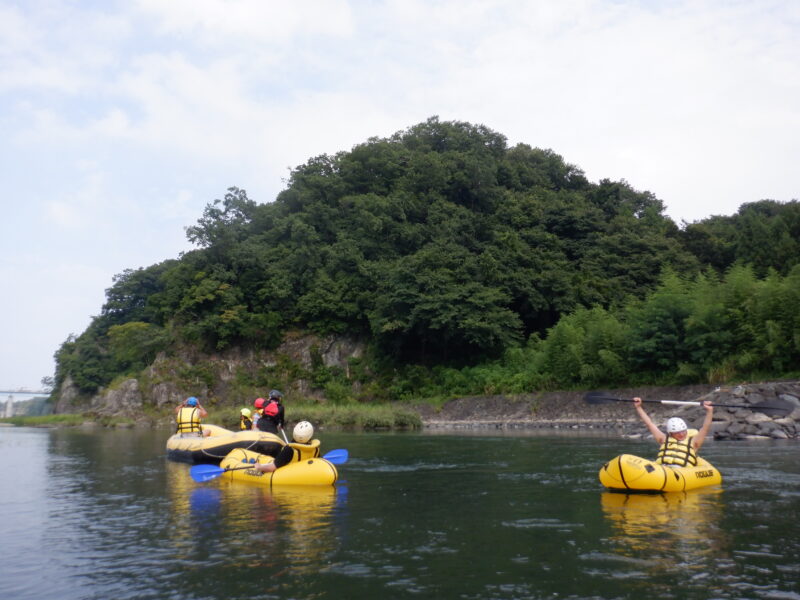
5 380 799 439
417 381 800 440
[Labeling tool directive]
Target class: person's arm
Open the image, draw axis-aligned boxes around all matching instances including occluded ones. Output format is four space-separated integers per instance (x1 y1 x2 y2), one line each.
634 397 666 444
197 405 208 418
692 400 714 450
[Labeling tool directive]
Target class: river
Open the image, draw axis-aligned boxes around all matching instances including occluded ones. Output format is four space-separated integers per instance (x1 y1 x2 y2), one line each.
0 426 797 600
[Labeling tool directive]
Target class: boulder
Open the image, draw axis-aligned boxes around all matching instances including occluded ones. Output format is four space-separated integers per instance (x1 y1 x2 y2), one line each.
746 412 772 425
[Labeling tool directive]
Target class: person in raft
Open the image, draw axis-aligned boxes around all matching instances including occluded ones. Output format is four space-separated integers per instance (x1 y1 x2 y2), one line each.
175 396 211 437
239 408 253 431
633 397 714 466
292 420 314 444
250 397 266 430
256 390 286 434
252 420 316 473
255 398 282 435
252 444 295 473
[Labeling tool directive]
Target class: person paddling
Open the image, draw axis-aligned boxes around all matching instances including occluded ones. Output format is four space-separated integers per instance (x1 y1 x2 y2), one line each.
633 397 714 466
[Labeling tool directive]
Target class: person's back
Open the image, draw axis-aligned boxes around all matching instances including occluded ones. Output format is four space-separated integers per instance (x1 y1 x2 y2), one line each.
256 400 281 434
175 397 207 437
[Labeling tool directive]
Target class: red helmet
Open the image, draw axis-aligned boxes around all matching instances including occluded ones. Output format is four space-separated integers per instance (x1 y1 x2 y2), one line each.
264 402 279 416
254 398 266 409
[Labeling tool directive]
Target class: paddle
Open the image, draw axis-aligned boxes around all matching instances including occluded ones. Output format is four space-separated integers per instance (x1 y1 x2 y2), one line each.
190 448 349 483
322 448 349 465
583 391 794 416
190 463 254 483
278 425 290 444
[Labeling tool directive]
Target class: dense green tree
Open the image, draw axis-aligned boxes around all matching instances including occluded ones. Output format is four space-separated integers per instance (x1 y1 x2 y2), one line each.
52 118 800 398
107 321 169 373
626 271 693 376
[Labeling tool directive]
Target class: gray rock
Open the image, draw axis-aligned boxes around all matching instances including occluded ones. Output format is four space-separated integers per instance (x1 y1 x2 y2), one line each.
746 412 772 425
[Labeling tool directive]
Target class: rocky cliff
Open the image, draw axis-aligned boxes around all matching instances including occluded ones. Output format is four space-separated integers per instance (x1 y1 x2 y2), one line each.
52 330 800 440
54 332 366 420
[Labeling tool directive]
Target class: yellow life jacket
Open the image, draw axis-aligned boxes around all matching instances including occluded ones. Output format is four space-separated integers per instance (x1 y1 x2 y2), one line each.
289 439 321 461
239 415 253 430
656 428 699 466
176 406 202 434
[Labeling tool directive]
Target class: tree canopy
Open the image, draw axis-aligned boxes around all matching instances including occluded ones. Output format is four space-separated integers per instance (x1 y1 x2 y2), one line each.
52 117 800 397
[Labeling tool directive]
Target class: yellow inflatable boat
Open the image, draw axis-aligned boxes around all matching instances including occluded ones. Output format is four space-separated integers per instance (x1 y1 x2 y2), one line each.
166 424 284 464
599 453 722 493
216 446 338 487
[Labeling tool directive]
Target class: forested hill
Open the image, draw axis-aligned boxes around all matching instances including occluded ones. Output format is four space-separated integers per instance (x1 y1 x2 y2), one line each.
54 117 800 401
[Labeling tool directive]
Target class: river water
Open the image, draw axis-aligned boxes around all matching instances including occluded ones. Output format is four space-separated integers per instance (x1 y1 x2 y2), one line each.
0 425 798 600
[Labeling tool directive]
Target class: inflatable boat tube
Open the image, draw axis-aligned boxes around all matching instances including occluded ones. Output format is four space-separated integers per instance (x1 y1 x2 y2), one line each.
219 447 338 487
166 424 284 464
599 453 721 493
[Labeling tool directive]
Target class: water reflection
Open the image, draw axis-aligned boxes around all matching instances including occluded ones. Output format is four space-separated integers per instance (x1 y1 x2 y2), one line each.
165 461 344 573
600 489 728 569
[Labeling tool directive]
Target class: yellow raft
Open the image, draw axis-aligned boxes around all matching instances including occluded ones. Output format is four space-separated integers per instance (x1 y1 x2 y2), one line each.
166 424 284 464
218 446 338 487
599 453 722 493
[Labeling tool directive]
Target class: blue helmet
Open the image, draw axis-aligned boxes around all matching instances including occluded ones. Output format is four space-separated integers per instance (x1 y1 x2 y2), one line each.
186 397 198 407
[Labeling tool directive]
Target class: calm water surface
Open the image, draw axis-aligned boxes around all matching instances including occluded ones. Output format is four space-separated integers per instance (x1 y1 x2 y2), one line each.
0 426 798 600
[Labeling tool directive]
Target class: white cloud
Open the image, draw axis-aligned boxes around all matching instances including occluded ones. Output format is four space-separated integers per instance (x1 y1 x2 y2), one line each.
135 0 354 41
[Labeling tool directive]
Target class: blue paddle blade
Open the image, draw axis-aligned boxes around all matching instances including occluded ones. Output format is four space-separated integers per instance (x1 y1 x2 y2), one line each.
190 464 227 483
322 448 349 465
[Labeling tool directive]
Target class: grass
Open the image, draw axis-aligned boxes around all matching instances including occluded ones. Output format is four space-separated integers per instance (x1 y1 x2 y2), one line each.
0 414 90 427
1 401 422 431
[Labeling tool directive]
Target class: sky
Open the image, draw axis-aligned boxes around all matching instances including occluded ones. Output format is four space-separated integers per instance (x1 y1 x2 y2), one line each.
1 0 798 391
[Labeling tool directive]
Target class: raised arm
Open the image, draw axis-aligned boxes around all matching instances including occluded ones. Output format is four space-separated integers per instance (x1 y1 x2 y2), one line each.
634 397 666 444
691 400 714 450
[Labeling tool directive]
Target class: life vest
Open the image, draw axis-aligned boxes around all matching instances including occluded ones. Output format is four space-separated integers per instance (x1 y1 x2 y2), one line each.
290 439 321 461
176 406 202 434
656 428 699 466
239 415 253 430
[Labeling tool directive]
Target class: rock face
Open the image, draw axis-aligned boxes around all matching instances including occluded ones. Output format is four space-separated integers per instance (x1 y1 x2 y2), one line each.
421 381 800 440
54 332 366 419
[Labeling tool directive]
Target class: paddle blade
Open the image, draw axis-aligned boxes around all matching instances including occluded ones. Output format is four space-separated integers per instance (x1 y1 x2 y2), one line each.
583 391 624 404
751 398 795 417
190 464 226 483
323 448 349 465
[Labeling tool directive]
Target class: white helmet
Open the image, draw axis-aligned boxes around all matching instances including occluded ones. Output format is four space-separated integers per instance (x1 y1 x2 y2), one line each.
293 421 314 443
666 417 687 433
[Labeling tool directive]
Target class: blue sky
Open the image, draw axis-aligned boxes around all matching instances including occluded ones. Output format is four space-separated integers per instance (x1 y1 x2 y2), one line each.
1 0 798 390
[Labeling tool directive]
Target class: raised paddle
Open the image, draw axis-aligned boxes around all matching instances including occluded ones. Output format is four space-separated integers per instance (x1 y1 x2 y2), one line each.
583 391 794 416
189 448 350 483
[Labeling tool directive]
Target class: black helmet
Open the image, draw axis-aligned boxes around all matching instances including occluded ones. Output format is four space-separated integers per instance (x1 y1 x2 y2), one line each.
269 389 283 400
